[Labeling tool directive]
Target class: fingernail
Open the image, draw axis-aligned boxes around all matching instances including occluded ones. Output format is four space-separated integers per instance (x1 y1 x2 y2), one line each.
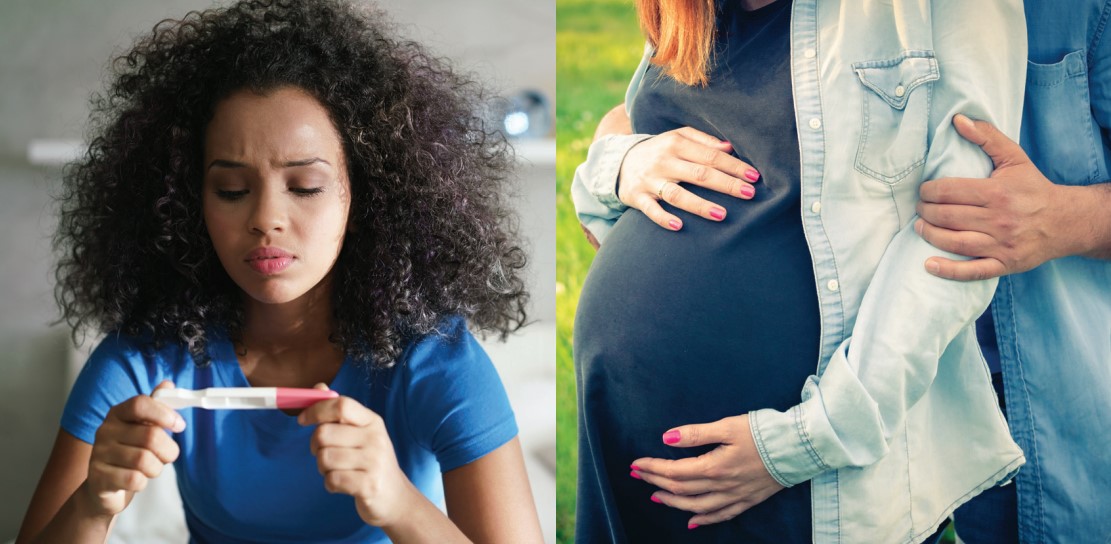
630 470 642 480
720 140 731 147
927 260 941 275
651 495 662 503
914 219 923 234
744 168 760 182
663 430 681 444
741 185 755 198
668 219 682 230
630 464 640 471
688 524 700 530
172 416 186 433
709 207 725 220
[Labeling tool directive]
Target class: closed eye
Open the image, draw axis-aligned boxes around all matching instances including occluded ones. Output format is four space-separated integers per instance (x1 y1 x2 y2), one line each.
290 187 325 197
215 189 248 201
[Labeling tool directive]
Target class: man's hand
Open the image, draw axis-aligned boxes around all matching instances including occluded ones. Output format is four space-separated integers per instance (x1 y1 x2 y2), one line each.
915 114 1082 281
629 415 783 529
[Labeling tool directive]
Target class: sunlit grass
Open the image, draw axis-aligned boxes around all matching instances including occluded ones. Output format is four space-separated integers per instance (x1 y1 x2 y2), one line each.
555 1 642 542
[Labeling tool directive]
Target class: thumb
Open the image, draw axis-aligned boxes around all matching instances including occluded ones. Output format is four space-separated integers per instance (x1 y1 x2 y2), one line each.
953 114 1029 170
312 382 330 391
662 417 737 448
151 380 176 394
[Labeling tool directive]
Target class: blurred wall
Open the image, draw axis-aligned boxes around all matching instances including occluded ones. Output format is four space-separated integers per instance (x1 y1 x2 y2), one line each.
0 0 553 540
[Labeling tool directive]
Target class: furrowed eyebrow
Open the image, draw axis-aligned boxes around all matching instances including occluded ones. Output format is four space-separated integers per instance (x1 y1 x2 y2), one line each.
206 157 332 171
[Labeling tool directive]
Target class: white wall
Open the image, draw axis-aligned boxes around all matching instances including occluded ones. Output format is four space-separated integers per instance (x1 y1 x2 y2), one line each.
0 0 554 540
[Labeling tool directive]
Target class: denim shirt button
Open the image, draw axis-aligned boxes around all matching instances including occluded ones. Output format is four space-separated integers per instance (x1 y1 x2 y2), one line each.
810 201 821 213
894 84 906 97
804 47 816 59
809 117 822 130
826 279 840 292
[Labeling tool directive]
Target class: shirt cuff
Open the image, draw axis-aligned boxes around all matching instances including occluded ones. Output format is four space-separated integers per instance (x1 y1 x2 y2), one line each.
585 133 653 211
749 402 832 487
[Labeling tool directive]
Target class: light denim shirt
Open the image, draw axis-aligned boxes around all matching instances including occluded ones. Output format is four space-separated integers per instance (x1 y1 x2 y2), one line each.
571 1 1028 542
997 1 1111 541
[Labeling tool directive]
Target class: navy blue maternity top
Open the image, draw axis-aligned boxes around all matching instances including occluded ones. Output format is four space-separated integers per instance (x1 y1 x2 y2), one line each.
574 1 818 542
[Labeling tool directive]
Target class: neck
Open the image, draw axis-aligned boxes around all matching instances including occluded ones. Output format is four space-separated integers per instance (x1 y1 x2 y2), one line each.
240 277 335 354
740 0 778 10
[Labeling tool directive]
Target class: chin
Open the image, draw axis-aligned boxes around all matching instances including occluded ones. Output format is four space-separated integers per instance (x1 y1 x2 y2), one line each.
239 279 309 305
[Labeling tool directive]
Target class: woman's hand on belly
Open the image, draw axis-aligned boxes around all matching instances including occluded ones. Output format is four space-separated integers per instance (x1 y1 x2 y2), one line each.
629 414 784 529
619 127 760 231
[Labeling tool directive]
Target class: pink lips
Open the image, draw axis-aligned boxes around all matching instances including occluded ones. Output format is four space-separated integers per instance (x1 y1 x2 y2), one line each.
245 247 294 275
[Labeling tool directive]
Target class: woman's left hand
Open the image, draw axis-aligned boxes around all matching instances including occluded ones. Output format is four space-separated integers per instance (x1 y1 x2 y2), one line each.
631 414 784 529
298 384 419 529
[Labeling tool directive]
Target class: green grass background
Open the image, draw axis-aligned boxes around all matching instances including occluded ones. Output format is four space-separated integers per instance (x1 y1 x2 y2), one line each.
555 0 641 541
553 3 957 542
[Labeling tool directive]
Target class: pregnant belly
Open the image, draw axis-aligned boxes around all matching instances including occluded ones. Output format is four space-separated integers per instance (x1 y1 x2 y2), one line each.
574 203 820 460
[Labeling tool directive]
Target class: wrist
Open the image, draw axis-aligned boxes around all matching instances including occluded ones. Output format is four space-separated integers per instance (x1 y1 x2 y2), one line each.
1057 184 1111 259
73 482 117 521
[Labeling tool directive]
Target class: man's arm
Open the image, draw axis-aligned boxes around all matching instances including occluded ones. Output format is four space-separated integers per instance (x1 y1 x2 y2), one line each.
916 115 1111 281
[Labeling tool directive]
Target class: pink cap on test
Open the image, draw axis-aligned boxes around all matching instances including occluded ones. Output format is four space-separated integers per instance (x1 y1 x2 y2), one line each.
275 388 339 409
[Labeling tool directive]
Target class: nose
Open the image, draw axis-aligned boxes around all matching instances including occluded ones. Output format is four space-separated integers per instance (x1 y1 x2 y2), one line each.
247 185 286 235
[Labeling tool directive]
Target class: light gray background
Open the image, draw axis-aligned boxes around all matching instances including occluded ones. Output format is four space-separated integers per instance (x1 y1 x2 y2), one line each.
0 0 555 541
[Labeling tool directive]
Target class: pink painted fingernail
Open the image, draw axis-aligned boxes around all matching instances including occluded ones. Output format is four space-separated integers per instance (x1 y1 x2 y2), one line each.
651 495 662 503
744 168 760 182
688 524 700 530
721 140 731 147
630 470 642 480
741 185 755 198
630 464 641 471
663 430 681 444
709 207 726 220
668 219 682 230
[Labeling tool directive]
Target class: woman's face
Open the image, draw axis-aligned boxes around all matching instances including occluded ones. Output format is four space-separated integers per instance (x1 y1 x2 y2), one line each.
202 86 351 306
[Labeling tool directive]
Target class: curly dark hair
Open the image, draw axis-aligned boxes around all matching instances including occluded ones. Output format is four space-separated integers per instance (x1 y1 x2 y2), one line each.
54 0 529 368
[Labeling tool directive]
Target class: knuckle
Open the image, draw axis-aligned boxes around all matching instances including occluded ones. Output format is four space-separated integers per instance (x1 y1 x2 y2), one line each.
662 183 682 202
691 165 709 182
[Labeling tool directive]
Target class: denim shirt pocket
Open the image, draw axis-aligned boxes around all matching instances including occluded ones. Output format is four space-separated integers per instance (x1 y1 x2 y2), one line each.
1023 48 1107 186
852 51 940 185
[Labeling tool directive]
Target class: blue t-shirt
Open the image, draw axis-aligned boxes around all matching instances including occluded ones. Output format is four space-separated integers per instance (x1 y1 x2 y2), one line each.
61 317 517 544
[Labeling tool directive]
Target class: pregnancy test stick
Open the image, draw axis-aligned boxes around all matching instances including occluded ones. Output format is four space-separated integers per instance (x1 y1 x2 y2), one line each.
153 387 338 410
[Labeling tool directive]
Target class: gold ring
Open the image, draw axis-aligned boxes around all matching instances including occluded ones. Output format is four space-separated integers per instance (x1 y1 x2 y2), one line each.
657 180 669 199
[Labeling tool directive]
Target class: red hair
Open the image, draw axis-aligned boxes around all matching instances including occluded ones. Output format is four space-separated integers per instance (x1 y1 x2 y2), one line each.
636 0 716 86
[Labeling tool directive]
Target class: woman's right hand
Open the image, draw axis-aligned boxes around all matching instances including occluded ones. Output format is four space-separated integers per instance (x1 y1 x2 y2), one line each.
618 127 761 230
81 380 184 516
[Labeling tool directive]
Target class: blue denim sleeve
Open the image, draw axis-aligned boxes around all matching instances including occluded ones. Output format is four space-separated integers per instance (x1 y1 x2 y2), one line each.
570 43 655 244
61 334 166 444
749 0 1027 485
402 317 518 473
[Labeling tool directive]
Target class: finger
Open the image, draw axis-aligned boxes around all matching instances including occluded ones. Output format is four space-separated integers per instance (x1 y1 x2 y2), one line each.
664 152 757 199
112 424 181 464
673 126 732 150
315 446 368 474
918 177 993 206
115 394 185 433
652 490 736 516
98 444 167 479
299 396 376 427
658 180 729 221
925 256 1007 281
672 128 756 179
632 468 723 496
89 461 149 493
953 114 1031 170
915 202 993 233
661 416 738 448
914 218 997 258
322 469 366 496
311 423 374 455
313 382 329 390
633 193 684 231
688 499 756 528
630 456 710 482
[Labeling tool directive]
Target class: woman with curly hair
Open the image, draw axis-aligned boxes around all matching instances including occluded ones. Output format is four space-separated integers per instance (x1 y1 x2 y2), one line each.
16 0 541 542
